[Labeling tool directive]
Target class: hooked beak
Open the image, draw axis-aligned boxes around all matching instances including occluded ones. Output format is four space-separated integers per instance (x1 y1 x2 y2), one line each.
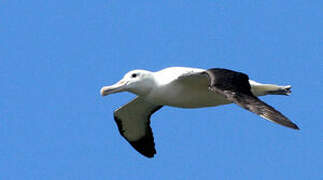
100 80 128 96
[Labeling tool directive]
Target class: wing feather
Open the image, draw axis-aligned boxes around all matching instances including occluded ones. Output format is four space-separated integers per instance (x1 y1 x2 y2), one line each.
114 97 163 158
204 68 299 130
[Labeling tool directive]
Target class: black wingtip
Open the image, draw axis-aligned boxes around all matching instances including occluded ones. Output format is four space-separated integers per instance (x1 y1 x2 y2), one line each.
129 138 157 158
278 119 299 130
145 153 156 158
290 123 300 130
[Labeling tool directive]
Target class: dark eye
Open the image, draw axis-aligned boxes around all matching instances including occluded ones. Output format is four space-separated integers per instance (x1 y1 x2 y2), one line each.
131 73 137 78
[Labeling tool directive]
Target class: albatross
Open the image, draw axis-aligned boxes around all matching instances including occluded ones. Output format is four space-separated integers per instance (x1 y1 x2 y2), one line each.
100 67 299 158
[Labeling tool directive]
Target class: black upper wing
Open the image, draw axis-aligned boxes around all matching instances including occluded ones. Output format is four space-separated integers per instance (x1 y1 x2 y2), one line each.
204 68 299 130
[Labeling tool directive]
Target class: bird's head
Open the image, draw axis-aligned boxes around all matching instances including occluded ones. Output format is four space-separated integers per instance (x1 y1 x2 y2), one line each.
100 70 155 97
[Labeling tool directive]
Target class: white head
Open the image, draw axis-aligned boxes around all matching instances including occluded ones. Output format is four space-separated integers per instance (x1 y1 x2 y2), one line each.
100 70 155 97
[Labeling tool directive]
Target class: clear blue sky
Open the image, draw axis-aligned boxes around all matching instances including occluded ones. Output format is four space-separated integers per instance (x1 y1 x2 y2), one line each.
1 1 322 179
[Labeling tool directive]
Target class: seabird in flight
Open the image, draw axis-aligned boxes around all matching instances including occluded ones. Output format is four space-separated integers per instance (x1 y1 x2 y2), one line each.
100 67 299 158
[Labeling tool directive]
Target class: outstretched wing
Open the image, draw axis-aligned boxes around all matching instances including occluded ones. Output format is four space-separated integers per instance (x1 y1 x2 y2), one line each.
204 68 299 130
114 97 163 158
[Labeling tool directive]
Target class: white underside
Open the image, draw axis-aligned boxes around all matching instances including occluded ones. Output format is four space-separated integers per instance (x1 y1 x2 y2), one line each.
141 67 288 108
145 78 230 108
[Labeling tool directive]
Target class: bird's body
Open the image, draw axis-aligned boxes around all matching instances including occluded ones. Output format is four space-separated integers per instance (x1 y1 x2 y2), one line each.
146 67 226 108
101 67 298 158
120 67 286 108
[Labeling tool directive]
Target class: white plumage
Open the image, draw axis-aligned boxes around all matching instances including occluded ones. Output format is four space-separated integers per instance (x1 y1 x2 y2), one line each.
101 67 298 158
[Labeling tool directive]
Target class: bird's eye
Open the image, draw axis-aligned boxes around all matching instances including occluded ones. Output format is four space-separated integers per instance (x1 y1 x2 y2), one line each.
131 73 137 78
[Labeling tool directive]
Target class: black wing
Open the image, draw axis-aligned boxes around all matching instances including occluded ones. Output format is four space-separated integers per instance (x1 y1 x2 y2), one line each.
114 97 163 158
204 68 299 130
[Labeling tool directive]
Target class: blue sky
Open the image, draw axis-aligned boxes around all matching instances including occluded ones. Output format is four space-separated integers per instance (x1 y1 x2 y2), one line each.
1 0 322 179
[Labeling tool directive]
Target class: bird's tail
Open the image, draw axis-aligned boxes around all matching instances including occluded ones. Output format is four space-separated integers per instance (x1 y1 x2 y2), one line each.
250 81 292 96
266 85 292 96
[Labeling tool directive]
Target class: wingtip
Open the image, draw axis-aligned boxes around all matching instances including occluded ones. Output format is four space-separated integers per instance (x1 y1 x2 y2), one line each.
258 108 300 131
129 138 157 158
281 121 299 130
138 150 156 158
290 123 300 130
144 152 156 158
